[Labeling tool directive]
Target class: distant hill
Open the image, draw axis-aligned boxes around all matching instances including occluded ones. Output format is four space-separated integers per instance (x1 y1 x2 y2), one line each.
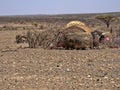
0 12 120 24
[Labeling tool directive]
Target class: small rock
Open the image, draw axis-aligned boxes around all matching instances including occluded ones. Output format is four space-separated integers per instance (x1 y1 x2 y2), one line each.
87 75 91 78
111 81 115 84
66 68 70 72
104 76 108 79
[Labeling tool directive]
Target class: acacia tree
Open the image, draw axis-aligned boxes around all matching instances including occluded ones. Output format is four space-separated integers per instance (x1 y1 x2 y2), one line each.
95 15 115 28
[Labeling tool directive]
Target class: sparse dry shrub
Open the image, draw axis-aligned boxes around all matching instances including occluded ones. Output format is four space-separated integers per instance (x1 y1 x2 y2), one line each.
0 27 3 31
109 36 120 48
26 31 40 48
23 27 26 30
16 34 27 43
25 29 63 49
39 25 44 29
32 22 38 27
2 25 17 30
16 34 22 43
110 29 120 48
108 25 120 48
19 20 26 24
39 29 64 49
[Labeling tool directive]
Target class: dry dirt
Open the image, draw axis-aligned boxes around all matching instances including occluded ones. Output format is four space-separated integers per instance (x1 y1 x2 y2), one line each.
0 30 120 90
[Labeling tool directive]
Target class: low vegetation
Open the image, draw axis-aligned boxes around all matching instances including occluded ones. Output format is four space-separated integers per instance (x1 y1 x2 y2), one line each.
0 12 119 49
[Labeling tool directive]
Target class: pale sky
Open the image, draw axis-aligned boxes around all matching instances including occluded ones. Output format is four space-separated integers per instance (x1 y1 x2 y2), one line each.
0 0 120 15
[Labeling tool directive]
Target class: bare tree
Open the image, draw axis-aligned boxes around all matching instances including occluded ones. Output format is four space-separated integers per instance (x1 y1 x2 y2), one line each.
95 15 115 28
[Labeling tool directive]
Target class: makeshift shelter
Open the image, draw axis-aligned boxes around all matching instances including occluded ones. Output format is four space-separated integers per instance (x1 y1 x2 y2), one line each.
57 21 93 49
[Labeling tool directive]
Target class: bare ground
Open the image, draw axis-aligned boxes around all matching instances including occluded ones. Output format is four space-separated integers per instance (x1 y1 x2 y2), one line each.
0 30 120 90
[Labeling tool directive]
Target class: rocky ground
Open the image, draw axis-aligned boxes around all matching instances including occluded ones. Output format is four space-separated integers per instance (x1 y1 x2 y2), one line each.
0 48 120 90
0 30 120 90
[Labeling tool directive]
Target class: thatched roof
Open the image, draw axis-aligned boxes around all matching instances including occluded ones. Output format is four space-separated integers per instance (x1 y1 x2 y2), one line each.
65 21 92 33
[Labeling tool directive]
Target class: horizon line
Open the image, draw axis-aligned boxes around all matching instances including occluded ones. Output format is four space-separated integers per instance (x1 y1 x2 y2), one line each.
0 11 120 17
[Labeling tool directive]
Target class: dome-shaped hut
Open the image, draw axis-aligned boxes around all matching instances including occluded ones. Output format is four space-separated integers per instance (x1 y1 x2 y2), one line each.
59 21 93 50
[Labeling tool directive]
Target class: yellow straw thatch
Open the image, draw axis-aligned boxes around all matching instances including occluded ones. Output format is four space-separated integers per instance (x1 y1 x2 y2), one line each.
66 21 85 28
65 21 92 33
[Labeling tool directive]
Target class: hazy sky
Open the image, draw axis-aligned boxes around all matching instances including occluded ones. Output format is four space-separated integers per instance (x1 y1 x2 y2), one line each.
0 0 120 15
